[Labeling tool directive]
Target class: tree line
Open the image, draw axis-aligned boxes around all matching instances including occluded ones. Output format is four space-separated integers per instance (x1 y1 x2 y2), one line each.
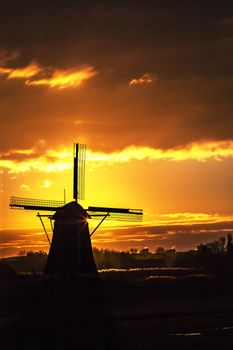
1 234 233 273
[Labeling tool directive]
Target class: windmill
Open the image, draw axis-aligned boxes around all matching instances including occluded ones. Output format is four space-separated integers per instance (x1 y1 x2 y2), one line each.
10 143 143 275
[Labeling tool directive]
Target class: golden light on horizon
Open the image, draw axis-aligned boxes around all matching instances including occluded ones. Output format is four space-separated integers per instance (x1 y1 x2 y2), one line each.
0 2 233 260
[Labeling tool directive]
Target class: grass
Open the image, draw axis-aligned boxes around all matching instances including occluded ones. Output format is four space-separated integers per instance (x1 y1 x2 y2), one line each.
0 269 233 349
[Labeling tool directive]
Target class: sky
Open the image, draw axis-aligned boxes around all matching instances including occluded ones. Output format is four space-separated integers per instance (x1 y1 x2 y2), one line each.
0 0 233 257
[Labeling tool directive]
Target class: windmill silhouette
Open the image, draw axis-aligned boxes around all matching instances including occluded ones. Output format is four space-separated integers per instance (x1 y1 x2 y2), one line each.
10 143 143 275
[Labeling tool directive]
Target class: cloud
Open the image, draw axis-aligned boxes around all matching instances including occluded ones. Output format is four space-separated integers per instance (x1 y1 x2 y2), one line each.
1 215 233 256
87 141 233 163
92 218 233 251
0 228 49 257
0 2 232 154
26 66 97 89
20 184 31 191
0 62 40 79
144 212 233 227
129 73 156 86
1 141 233 174
0 49 20 65
0 62 97 89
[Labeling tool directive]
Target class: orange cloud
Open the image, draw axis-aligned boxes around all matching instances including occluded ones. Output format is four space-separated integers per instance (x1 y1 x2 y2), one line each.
0 62 96 89
1 141 233 174
142 212 233 227
26 66 97 89
129 73 156 86
0 62 41 79
20 184 31 191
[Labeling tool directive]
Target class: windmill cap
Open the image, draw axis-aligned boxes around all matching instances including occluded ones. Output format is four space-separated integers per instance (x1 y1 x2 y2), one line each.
52 201 89 221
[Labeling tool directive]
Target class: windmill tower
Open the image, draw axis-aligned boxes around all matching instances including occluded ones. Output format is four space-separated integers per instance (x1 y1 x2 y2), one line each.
10 143 143 275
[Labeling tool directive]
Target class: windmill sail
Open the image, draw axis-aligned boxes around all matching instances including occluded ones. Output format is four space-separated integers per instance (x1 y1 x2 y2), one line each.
73 143 86 202
87 206 143 222
10 196 64 211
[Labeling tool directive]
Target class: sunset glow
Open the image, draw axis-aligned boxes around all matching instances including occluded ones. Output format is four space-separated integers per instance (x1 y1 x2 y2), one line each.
0 1 232 257
1 141 233 174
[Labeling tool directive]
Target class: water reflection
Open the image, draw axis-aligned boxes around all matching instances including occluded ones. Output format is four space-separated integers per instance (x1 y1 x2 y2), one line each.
98 267 195 273
98 267 208 281
146 275 177 280
172 332 202 337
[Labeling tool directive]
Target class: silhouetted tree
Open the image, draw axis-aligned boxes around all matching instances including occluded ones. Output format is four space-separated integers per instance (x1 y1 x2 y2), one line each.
139 248 151 258
227 234 233 256
17 250 26 257
196 237 228 272
174 250 198 268
226 233 233 271
26 251 48 274
156 247 165 254
129 248 138 254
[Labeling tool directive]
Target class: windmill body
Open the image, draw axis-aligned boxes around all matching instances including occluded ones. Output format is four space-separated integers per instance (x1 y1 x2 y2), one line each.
10 143 143 275
45 201 97 275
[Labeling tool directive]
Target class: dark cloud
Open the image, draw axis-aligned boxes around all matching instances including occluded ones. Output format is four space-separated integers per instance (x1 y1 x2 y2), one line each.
96 220 233 251
0 0 232 152
1 219 233 256
0 228 47 257
120 220 233 235
0 149 55 162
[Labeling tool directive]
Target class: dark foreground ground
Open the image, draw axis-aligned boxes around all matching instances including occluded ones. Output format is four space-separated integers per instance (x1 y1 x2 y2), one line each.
1 270 233 350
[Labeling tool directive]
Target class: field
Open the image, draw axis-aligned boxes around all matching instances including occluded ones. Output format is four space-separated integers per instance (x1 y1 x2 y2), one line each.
1 268 233 349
